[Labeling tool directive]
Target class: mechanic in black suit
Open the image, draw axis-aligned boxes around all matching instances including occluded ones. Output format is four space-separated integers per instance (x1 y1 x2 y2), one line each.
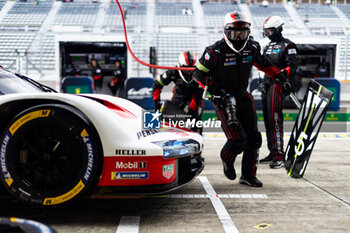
259 16 298 169
193 11 286 187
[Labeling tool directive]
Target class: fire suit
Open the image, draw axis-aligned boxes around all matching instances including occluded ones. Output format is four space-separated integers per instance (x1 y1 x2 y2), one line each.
261 37 298 161
152 69 203 117
193 37 282 178
92 66 103 90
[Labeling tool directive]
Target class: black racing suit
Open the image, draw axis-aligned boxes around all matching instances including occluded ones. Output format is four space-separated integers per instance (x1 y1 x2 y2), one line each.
152 69 203 117
262 37 298 161
92 66 103 90
193 37 282 178
108 67 126 97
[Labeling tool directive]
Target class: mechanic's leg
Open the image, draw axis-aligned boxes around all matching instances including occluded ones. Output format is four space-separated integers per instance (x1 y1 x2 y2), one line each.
241 131 262 177
269 83 284 162
264 84 275 153
240 132 263 187
260 84 274 163
215 104 246 180
236 93 263 187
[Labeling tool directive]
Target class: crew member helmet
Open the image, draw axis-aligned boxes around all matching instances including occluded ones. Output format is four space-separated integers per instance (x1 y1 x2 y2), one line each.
178 51 197 84
263 16 284 38
223 11 251 42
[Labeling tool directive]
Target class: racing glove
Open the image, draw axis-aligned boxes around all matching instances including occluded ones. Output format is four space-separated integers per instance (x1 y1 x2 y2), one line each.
275 70 292 95
275 70 288 83
282 81 292 96
154 100 161 112
258 78 267 94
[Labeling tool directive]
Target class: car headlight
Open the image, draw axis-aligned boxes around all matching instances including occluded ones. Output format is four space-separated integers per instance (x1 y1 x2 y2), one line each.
153 139 200 158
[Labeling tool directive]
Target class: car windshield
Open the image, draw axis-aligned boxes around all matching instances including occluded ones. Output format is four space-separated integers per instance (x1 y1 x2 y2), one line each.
0 68 49 94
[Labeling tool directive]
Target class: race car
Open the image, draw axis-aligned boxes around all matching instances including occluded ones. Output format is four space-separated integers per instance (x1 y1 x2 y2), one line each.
0 68 204 207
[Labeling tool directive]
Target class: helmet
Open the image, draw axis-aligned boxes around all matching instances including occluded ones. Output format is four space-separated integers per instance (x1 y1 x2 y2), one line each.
223 11 251 52
263 16 284 40
178 51 197 67
178 51 197 84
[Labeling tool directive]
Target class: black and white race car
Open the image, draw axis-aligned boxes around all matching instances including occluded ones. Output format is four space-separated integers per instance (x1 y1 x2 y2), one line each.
0 68 204 207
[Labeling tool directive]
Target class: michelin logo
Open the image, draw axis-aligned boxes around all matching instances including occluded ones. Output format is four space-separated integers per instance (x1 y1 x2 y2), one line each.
111 172 149 180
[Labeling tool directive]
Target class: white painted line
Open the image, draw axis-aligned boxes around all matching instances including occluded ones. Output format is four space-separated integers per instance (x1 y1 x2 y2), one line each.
198 176 240 233
203 132 350 140
116 216 140 233
166 194 267 199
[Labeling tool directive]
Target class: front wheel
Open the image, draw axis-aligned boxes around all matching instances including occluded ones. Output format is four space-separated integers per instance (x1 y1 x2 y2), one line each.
0 104 102 206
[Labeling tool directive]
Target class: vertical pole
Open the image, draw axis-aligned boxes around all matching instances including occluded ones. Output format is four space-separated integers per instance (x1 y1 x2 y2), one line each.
16 49 20 73
25 50 28 75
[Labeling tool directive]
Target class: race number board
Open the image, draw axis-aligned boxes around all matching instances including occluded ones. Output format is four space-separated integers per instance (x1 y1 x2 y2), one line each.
284 80 333 178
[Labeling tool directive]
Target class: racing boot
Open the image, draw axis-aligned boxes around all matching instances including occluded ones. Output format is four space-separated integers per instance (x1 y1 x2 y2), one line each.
239 176 263 187
269 160 284 169
259 153 273 164
222 161 236 180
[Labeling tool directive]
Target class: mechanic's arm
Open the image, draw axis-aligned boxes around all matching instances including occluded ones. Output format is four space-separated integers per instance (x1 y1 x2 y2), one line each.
193 48 219 96
252 42 281 80
187 84 204 117
152 70 173 111
283 43 298 80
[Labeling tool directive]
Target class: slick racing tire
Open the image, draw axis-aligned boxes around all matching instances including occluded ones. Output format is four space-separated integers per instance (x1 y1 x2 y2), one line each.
0 104 102 207
0 217 57 233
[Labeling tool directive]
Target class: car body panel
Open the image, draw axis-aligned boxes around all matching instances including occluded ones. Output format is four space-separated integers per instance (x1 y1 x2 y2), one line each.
0 70 204 201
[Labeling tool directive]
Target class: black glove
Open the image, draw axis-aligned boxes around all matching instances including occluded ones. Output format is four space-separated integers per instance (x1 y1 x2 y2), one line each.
275 70 291 95
154 100 161 112
258 78 267 94
282 81 292 96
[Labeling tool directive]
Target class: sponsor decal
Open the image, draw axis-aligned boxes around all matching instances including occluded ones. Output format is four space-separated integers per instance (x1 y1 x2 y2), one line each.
111 172 149 180
136 129 160 139
43 180 85 205
272 49 281 54
224 57 236 66
116 161 147 169
204 52 210 60
127 87 152 100
274 112 282 154
288 48 297 54
143 111 161 129
224 61 236 66
243 55 253 63
81 129 94 184
116 149 146 156
163 164 174 179
225 53 235 57
0 132 13 187
9 110 51 135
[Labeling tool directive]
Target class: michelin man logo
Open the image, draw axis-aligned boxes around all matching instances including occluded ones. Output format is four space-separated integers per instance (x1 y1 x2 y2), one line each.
143 110 161 129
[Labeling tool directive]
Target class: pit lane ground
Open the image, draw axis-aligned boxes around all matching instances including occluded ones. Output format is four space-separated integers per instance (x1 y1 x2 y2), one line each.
0 132 350 233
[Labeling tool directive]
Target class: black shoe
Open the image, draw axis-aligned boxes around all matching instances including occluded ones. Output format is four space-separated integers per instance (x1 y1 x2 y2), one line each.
239 176 263 187
269 160 284 169
259 154 273 164
223 161 236 180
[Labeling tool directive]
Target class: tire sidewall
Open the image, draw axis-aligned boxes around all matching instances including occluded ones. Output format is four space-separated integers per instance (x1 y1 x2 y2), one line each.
0 104 101 206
